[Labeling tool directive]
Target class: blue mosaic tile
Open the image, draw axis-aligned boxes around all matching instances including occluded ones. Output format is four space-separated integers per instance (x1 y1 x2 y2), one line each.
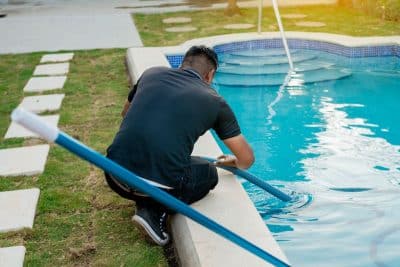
166 39 399 67
166 55 184 68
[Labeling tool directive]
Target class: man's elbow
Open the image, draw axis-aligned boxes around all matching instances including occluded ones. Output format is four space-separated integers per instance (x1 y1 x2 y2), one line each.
237 151 255 169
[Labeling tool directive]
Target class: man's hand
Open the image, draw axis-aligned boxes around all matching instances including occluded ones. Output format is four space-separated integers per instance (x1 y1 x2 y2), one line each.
214 154 238 167
221 135 254 169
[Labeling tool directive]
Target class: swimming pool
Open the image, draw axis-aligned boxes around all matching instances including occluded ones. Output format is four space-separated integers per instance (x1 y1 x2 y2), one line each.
211 45 400 266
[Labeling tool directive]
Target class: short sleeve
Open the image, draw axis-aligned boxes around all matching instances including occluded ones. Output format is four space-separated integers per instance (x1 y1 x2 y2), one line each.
213 99 241 140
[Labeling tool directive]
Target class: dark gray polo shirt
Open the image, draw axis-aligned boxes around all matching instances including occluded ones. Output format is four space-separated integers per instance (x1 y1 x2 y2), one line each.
107 66 240 187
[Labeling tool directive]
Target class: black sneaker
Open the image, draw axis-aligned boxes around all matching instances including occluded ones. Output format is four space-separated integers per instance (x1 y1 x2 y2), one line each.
132 207 170 246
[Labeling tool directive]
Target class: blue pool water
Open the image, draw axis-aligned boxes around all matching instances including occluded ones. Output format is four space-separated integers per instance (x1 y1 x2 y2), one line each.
212 48 400 267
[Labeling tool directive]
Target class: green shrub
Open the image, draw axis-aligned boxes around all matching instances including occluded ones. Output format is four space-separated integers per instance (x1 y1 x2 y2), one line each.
339 0 400 21
384 0 400 21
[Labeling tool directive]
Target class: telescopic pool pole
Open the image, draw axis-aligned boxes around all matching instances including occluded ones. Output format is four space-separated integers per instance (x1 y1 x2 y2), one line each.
11 108 290 267
201 157 292 202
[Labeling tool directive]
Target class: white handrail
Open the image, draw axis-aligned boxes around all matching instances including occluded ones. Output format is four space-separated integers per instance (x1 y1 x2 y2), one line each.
271 0 294 70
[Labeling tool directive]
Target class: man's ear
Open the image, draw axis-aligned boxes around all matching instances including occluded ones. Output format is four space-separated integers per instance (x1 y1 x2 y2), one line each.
204 69 216 84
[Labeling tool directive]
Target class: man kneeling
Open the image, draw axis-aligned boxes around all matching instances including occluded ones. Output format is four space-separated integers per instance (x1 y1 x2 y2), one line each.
105 46 254 246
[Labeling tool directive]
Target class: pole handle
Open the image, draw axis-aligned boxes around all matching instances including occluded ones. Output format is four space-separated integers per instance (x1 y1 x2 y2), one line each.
11 108 59 142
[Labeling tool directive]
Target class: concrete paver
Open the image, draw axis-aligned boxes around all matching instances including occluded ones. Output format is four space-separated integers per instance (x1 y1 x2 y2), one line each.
5 115 60 139
162 17 191 24
165 26 197 32
282 13 307 19
0 189 40 233
33 63 69 76
0 145 50 177
40 53 74 63
224 23 254 30
0 246 26 267
18 94 65 113
23 76 66 92
295 21 326 27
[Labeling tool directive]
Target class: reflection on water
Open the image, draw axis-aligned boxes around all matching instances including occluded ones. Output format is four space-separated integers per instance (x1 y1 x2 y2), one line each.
265 93 400 267
265 83 400 266
301 98 400 189
215 50 400 267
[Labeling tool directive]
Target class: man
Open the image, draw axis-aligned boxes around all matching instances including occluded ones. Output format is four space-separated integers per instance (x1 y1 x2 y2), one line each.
105 45 254 246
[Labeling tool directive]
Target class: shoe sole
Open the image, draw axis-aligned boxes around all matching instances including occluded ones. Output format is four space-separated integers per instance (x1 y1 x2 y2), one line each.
132 215 170 246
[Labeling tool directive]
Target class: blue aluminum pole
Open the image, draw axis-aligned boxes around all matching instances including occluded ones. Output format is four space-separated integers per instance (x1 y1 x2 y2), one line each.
11 108 290 267
201 156 292 202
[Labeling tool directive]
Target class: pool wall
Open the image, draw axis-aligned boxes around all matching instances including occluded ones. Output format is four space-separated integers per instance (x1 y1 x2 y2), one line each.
162 32 400 68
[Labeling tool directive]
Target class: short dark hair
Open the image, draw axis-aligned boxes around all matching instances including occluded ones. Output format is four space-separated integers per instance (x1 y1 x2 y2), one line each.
181 46 218 77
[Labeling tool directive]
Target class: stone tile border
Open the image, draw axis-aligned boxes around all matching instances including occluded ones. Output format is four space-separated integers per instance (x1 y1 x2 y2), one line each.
161 32 400 61
40 53 74 63
0 145 50 177
295 21 326 27
165 26 197 33
0 189 40 233
0 246 25 267
33 63 70 76
18 94 65 114
5 115 59 139
224 23 255 30
162 17 192 24
282 13 307 19
23 76 67 93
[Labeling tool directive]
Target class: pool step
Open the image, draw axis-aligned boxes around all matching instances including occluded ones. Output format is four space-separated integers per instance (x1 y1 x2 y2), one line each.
230 49 299 57
220 54 317 66
214 68 352 87
218 60 335 75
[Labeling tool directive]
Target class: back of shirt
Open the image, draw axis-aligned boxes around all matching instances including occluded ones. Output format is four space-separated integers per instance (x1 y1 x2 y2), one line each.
107 66 240 187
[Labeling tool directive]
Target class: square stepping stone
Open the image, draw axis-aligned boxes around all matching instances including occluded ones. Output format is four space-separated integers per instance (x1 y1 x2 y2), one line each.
18 94 65 114
0 189 40 233
0 145 50 177
23 76 67 93
0 246 26 267
33 63 69 76
165 26 197 32
282 14 307 19
295 21 326 27
162 17 192 24
5 115 60 139
224 23 254 30
40 53 74 63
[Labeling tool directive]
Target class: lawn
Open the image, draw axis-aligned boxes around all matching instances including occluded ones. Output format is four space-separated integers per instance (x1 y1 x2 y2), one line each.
133 4 400 46
0 49 168 266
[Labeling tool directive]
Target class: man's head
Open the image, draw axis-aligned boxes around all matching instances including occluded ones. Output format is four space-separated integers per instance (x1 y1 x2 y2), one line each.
181 45 218 84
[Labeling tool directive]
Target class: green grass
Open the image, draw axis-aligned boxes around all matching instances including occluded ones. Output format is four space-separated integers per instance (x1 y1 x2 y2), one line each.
133 4 400 46
0 50 168 266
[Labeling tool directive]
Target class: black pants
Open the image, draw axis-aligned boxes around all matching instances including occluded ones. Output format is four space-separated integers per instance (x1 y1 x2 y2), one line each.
104 156 218 213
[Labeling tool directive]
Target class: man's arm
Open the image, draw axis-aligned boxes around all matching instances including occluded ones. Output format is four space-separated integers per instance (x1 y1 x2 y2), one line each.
216 134 254 169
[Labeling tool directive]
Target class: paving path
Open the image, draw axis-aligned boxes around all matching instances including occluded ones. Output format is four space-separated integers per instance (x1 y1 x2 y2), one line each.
0 1 145 54
0 52 73 264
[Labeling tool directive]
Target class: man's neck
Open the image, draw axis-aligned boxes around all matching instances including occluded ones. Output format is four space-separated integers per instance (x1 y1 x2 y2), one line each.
181 68 203 80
